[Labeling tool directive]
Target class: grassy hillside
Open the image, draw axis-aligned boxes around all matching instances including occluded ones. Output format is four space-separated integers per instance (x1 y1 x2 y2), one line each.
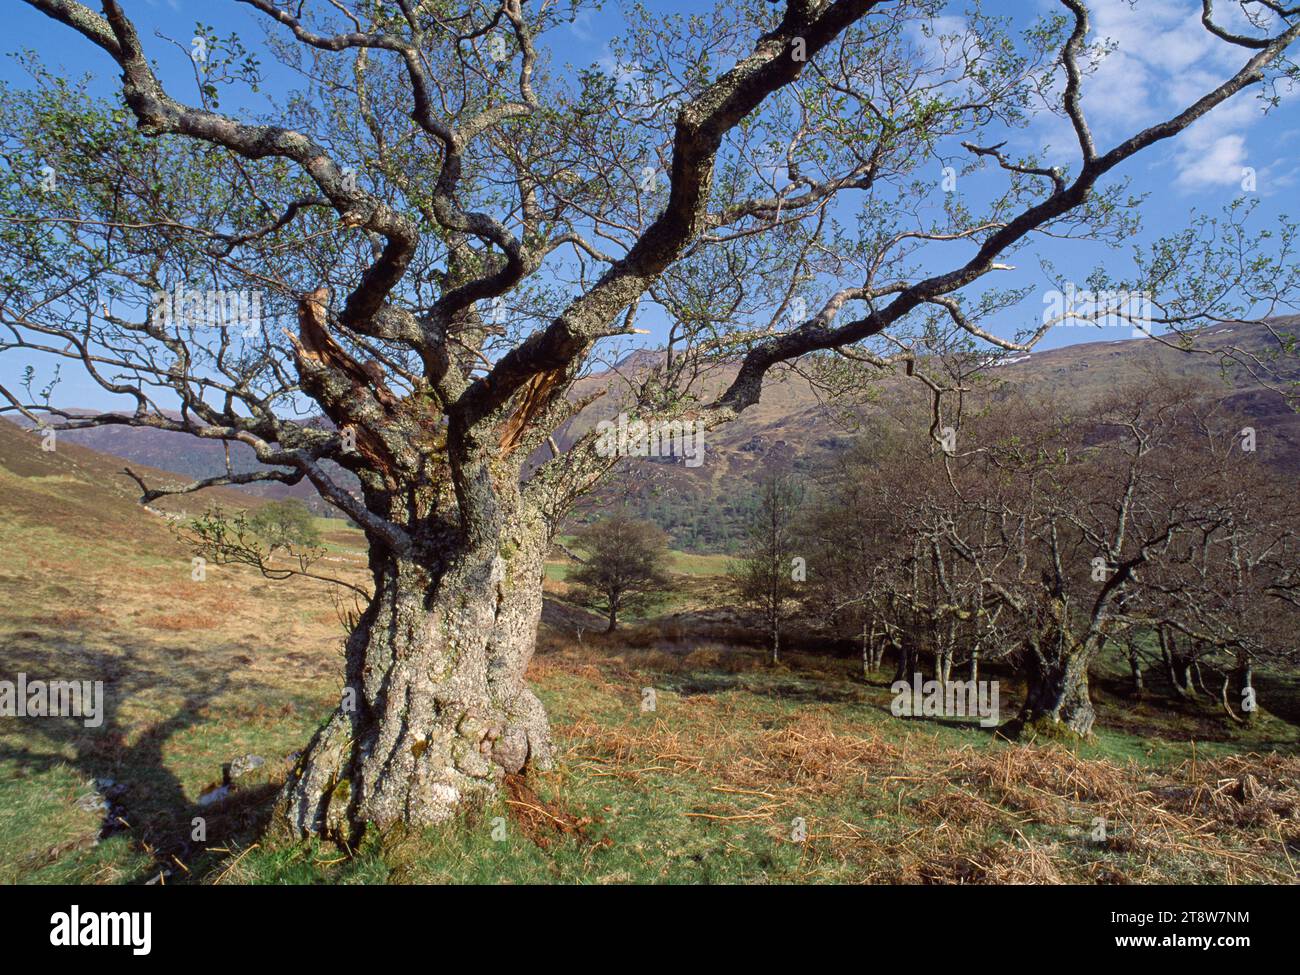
1 423 1297 884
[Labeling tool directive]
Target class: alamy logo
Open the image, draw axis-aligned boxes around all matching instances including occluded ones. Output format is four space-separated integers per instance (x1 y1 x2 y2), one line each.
151 284 263 336
50 906 151 955
890 673 1000 728
1043 285 1151 338
594 412 705 468
0 673 103 727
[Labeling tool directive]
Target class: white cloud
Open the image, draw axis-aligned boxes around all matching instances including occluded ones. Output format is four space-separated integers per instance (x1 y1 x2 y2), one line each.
1020 0 1282 190
568 9 598 44
1173 132 1248 188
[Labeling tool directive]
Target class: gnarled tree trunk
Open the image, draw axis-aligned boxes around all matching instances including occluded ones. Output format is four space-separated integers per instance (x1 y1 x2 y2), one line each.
1005 603 1098 738
276 504 554 841
1010 651 1096 737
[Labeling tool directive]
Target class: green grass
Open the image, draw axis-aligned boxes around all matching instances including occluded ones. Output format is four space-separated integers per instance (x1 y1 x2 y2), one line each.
140 650 1300 885
311 516 366 555
3 421 1298 885
5 635 1298 884
669 551 732 576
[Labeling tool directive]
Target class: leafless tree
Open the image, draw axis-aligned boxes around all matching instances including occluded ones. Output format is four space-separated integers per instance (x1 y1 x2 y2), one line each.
1135 401 1300 721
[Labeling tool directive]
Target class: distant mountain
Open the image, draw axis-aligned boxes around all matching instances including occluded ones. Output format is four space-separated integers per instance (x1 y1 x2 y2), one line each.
561 318 1300 549
20 317 1298 549
11 411 354 517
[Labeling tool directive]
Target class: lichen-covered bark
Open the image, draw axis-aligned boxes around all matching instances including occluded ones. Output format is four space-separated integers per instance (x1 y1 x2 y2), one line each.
1008 651 1096 738
1001 597 1100 739
276 514 554 840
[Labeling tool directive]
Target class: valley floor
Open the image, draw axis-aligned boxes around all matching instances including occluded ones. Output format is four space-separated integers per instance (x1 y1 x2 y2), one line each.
1 434 1298 884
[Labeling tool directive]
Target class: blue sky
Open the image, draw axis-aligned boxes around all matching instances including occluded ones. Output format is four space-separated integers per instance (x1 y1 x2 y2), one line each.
2 0 1297 411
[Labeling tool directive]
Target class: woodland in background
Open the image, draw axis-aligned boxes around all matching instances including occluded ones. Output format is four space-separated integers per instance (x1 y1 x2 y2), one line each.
644 378 1300 736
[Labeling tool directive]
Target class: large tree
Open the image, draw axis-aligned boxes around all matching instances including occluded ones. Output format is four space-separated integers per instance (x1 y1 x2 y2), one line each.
3 0 1299 838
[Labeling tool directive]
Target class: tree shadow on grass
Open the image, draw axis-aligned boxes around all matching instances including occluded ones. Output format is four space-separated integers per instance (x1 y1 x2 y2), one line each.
1089 665 1300 747
0 628 280 883
655 670 864 704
